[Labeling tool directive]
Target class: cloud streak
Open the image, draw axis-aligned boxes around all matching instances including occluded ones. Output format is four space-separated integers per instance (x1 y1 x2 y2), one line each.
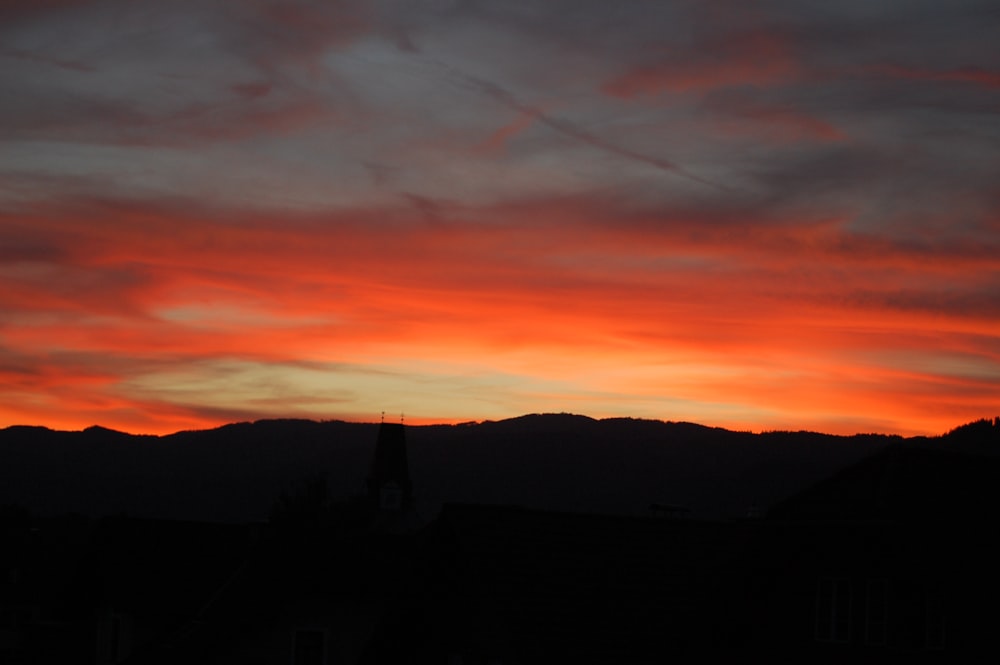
438 63 727 189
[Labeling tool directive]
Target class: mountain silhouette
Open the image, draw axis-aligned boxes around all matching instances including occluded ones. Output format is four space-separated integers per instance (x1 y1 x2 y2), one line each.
1 414 995 522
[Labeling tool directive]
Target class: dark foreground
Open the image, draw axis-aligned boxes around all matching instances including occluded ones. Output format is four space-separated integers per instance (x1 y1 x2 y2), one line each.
3 418 999 663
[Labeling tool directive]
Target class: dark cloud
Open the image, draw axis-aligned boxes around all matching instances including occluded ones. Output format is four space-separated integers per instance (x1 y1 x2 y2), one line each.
0 0 95 20
0 1 374 147
848 285 1000 320
231 81 273 99
0 82 336 146
218 0 372 71
0 46 94 72
0 236 66 263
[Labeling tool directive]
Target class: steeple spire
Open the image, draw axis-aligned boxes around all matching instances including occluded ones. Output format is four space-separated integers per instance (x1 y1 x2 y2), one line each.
366 421 412 512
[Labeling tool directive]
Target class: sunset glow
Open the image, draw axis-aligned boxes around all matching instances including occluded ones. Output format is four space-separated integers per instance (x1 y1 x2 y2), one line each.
2 1 998 435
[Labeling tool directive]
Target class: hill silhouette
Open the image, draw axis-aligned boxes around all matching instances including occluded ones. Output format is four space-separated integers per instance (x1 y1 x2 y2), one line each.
1 414 996 522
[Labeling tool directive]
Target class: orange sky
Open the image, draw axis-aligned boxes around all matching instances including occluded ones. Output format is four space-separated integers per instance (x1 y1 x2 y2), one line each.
1 1 998 436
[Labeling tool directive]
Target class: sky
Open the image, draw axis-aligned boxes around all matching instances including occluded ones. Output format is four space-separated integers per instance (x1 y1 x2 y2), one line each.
1 0 998 436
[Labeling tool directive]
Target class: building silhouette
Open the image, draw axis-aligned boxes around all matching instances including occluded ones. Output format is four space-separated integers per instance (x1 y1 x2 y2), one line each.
365 422 412 512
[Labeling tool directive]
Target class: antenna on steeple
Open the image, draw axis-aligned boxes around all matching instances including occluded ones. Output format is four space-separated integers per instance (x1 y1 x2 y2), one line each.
400 412 405 424
381 411 385 423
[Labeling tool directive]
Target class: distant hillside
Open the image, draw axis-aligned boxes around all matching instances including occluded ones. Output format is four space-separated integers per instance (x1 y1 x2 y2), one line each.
1 414 996 522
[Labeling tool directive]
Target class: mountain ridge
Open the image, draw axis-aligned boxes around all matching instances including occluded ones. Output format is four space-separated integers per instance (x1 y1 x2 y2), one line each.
6 411 996 439
2 413 996 523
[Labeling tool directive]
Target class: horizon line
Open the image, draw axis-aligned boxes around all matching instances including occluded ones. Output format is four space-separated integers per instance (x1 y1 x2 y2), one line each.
3 412 997 440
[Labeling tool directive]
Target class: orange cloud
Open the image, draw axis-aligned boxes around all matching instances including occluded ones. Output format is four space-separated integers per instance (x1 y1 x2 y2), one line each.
1 196 997 435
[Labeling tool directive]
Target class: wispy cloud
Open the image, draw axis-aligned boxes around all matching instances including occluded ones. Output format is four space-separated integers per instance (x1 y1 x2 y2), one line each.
0 0 997 435
440 63 725 189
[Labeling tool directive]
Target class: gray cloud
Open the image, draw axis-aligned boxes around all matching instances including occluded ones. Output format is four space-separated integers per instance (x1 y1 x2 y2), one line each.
438 63 726 190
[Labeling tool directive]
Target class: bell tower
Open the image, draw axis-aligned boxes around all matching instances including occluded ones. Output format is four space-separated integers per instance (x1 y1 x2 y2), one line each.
366 421 412 512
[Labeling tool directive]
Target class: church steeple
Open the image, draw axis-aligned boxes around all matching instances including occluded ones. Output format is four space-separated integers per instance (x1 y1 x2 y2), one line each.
366 422 412 512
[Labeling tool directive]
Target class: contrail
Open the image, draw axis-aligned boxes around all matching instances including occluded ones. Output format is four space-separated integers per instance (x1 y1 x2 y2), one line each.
437 62 727 190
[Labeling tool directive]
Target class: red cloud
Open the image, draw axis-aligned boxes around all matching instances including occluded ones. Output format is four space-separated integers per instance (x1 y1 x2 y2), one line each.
602 30 801 98
476 109 543 155
700 92 846 143
1 196 997 435
865 64 1000 89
